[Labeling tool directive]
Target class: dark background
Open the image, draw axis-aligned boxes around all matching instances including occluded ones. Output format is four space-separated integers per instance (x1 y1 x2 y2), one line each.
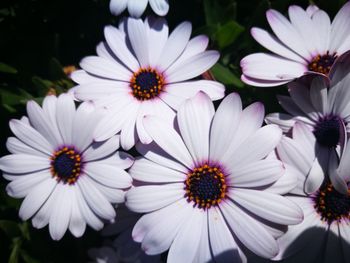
0 0 347 262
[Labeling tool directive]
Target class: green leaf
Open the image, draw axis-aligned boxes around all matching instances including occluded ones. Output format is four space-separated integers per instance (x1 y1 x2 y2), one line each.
215 20 244 48
0 62 17 74
9 238 22 263
20 250 40 263
211 63 244 88
32 76 54 96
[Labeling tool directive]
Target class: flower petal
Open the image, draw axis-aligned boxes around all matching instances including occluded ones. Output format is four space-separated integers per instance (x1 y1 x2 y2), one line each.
0 154 50 174
109 0 127 16
56 94 75 145
127 18 149 67
127 0 148 18
149 0 169 16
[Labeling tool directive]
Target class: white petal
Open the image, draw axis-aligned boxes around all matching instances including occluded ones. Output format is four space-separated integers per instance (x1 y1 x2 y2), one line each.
292 121 316 158
229 159 284 188
109 0 127 16
264 163 299 195
84 162 132 189
9 119 53 155
210 93 242 161
127 0 148 18
121 113 137 151
288 5 318 56
222 102 265 163
329 2 350 53
229 188 303 225
94 183 126 203
310 77 328 114
208 208 242 262
277 94 306 117
329 150 348 195
167 208 204 263
149 0 169 16
56 94 75 145
323 223 343 263
304 151 326 194
168 35 209 70
146 17 169 66
74 186 104 230
77 176 116 220
0 154 50 174
266 9 311 59
6 170 51 198
130 158 185 183
126 184 183 213
166 51 220 83
127 18 149 67
104 25 139 71
177 92 214 164
339 223 350 263
306 5 319 17
158 22 192 71
193 215 212 263
99 151 134 170
69 189 86 238
241 53 306 80
220 201 279 259
228 124 282 167
49 185 72 240
83 135 120 162
133 199 188 249
26 100 62 148
19 177 57 220
71 70 98 84
251 27 305 63
136 141 188 173
6 137 47 157
312 10 331 55
143 116 194 168
265 113 295 132
241 74 290 87
79 56 131 81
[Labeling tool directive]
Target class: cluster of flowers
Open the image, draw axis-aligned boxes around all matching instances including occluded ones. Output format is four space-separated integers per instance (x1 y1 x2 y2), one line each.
1 0 350 262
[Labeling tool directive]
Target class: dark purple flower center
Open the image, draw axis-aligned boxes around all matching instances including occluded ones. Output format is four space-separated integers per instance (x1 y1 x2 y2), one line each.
50 147 82 184
308 52 337 75
313 182 350 224
313 115 341 148
184 164 227 210
130 68 164 101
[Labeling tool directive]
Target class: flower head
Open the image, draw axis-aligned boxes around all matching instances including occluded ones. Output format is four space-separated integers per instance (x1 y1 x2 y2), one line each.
110 0 169 18
126 92 303 262
241 2 350 87
0 94 134 240
72 17 224 150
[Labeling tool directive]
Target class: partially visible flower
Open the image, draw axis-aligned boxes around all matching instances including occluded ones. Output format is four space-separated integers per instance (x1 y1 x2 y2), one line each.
265 74 350 192
0 94 134 240
110 0 169 18
241 2 350 87
72 17 224 150
273 122 350 263
89 206 160 263
126 92 303 262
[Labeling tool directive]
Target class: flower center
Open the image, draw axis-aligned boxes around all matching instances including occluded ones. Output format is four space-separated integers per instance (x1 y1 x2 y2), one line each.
308 52 337 75
184 164 227 210
313 182 350 224
313 115 341 148
130 68 164 101
50 147 82 185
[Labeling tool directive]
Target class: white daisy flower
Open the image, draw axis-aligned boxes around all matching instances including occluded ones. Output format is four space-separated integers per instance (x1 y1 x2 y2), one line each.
89 206 161 263
126 92 303 262
72 17 224 150
0 94 134 240
273 122 350 263
240 2 350 87
110 0 169 18
265 74 350 192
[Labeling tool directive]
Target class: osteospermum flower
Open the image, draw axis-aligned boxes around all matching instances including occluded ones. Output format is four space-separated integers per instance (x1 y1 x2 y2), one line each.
126 92 303 262
72 17 224 150
273 122 350 263
241 2 350 87
266 74 350 193
110 0 169 17
0 94 134 240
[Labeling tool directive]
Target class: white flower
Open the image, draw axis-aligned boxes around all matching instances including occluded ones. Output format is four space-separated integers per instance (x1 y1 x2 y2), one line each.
110 0 169 18
89 206 161 263
72 17 224 150
266 74 350 193
0 94 134 240
240 2 350 87
126 92 303 262
273 122 350 263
